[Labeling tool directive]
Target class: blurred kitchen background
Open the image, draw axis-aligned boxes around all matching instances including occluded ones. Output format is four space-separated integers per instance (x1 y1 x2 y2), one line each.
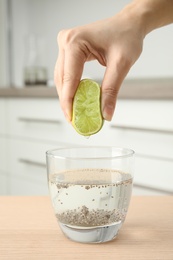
0 0 173 196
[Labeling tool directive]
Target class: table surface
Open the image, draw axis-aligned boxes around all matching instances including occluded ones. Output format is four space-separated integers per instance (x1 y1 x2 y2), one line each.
0 196 173 260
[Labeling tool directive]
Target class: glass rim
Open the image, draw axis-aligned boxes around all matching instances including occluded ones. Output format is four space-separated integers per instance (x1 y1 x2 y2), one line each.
46 146 135 160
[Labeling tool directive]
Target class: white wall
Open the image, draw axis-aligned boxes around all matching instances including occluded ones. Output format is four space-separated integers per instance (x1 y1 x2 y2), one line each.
9 0 173 86
0 0 8 86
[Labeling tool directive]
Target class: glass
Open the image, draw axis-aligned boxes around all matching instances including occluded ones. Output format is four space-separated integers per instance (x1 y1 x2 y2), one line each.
23 35 47 86
46 146 135 243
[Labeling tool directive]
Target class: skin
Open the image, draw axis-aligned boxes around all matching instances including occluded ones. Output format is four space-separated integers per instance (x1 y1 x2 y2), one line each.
54 0 173 122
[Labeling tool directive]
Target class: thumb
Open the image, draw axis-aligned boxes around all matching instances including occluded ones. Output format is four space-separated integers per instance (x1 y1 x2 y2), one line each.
101 59 130 121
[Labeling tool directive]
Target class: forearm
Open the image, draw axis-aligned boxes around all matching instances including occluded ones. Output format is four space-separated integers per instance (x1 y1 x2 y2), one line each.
122 0 173 36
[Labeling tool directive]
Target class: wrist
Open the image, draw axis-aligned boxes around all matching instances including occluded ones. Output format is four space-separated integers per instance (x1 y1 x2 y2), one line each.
121 0 173 37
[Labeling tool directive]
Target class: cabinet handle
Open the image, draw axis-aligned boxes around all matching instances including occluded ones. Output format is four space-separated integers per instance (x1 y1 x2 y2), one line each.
136 153 173 162
19 158 46 168
133 183 173 195
18 117 62 125
111 124 173 135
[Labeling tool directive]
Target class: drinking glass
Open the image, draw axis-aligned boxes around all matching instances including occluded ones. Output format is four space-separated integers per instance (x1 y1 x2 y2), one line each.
46 146 135 243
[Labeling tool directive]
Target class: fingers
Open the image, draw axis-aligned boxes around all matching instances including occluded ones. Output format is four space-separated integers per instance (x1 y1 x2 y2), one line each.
54 30 86 122
61 47 85 121
54 49 64 100
101 53 131 121
54 31 65 102
55 25 139 123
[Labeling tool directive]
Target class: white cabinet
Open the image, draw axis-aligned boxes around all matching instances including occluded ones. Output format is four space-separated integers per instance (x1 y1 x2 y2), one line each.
0 137 7 172
108 100 173 195
7 138 69 195
0 101 7 195
0 97 173 196
0 100 8 195
6 99 66 141
0 173 8 195
0 98 64 195
0 99 6 134
9 177 46 196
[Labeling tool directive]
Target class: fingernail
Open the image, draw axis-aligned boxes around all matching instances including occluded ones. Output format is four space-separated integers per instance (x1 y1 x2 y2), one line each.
102 104 114 121
64 109 72 123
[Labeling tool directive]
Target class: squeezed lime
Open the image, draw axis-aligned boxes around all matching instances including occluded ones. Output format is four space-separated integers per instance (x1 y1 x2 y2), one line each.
72 79 103 136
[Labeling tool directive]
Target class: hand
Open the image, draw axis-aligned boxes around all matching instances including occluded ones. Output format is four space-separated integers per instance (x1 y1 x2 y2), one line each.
54 0 173 122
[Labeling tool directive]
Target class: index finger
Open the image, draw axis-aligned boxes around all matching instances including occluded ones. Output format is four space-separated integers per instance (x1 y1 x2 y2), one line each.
60 46 86 121
54 49 64 100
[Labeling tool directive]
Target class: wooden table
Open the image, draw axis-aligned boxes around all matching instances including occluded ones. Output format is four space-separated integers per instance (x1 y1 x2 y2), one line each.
0 196 173 260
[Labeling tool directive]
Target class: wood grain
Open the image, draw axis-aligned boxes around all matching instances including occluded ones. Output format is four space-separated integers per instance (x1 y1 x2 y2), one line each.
0 196 173 260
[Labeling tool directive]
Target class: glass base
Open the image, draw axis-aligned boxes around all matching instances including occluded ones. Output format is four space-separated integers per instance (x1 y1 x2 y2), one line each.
59 221 122 243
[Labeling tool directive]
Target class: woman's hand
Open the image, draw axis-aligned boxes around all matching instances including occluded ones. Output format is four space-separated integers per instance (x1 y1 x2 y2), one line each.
54 0 173 122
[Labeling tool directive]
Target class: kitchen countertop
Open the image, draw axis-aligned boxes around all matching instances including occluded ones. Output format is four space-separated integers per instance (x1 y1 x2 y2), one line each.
0 196 173 260
0 78 173 99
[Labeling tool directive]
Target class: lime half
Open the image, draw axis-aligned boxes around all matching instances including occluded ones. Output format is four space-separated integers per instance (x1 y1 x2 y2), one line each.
72 79 103 136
